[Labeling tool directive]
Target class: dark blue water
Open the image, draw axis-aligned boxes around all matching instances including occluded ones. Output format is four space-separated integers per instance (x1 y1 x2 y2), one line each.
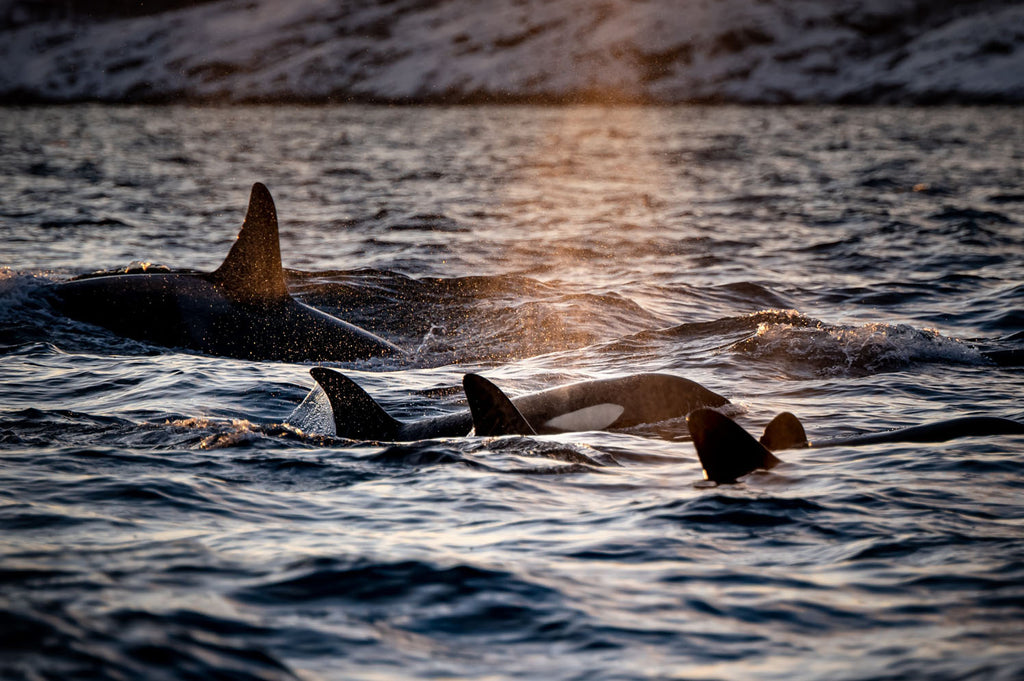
1 105 1023 680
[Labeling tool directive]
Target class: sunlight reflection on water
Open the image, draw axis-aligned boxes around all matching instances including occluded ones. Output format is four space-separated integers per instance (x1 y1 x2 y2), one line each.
0 104 1022 681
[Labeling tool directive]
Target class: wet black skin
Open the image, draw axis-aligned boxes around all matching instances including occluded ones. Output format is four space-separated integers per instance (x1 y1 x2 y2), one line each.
312 368 729 441
689 408 1024 484
51 183 403 362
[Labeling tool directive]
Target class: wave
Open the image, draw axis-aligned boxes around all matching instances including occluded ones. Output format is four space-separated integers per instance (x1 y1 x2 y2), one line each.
6 266 1017 380
0 601 301 681
725 311 991 377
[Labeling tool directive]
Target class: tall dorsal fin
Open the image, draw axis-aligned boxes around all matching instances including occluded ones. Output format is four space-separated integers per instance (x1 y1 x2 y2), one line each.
209 183 289 301
463 374 537 437
687 408 782 484
310 368 402 441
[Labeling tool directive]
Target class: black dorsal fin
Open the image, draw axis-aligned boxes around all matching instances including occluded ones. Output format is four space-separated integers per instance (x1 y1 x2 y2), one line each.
687 408 782 484
310 368 402 441
463 374 537 437
760 412 809 451
209 183 289 301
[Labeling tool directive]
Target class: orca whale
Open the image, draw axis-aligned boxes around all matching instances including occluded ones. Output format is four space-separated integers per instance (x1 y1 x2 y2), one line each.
687 408 1024 484
309 367 729 441
51 183 404 362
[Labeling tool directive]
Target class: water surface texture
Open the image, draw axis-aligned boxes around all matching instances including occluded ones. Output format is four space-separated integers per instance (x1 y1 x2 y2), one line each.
1 105 1023 680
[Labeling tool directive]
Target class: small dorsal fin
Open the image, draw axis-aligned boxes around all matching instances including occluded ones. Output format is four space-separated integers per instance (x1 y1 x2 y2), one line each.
463 374 537 437
687 408 782 484
310 368 402 441
760 412 809 451
209 183 289 301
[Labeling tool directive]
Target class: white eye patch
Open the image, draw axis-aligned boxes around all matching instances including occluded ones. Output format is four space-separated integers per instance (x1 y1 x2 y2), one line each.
544 404 625 432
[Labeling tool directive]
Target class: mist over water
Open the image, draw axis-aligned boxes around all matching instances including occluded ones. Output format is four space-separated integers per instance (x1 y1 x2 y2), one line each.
1 104 1023 680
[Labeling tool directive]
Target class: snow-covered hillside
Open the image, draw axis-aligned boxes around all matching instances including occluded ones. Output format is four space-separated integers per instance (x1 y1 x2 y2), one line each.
2 0 1022 104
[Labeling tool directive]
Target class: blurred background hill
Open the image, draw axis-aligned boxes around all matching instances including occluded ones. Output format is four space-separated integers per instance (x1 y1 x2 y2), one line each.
1 0 1022 103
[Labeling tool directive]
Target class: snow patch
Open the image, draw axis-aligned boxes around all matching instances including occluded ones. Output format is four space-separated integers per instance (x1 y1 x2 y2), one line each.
1 0 1022 103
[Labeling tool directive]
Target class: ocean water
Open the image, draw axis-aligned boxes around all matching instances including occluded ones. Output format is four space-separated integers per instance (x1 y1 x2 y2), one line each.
1 104 1022 680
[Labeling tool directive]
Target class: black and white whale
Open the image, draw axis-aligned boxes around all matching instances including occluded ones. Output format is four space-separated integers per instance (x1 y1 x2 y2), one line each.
51 183 404 362
688 408 1024 484
310 367 729 441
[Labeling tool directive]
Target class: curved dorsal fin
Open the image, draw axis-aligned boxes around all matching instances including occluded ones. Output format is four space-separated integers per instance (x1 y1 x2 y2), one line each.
209 183 289 301
687 408 781 484
310 367 402 441
463 374 537 437
760 412 809 451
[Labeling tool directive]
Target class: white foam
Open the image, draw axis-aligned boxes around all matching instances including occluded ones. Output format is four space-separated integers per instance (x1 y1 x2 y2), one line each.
285 385 336 436
736 315 987 375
